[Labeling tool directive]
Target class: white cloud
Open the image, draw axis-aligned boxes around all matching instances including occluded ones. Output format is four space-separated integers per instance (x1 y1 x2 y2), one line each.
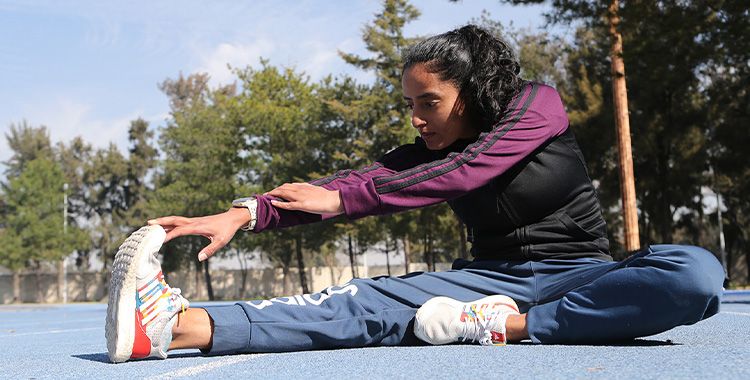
44 97 120 152
13 94 156 157
0 0 549 170
194 39 276 87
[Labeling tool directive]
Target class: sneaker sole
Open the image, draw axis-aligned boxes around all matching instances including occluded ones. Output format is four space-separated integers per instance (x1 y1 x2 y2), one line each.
105 225 166 363
414 295 518 345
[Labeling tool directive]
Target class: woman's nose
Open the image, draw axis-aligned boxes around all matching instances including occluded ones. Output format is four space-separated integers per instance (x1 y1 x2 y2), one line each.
411 113 426 128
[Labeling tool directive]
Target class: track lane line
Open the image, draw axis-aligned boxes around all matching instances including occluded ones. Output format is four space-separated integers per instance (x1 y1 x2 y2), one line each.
145 354 267 379
0 327 100 337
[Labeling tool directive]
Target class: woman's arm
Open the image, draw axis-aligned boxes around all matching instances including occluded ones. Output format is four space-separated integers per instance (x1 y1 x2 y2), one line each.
254 83 568 228
150 83 567 260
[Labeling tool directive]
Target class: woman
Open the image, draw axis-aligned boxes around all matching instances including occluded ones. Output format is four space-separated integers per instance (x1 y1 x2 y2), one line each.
105 25 724 363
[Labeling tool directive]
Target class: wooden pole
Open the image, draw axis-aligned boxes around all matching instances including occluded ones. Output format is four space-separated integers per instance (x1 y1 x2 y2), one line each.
607 0 641 252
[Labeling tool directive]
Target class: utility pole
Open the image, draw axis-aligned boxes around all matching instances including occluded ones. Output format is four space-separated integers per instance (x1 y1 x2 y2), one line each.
716 192 727 279
607 0 640 252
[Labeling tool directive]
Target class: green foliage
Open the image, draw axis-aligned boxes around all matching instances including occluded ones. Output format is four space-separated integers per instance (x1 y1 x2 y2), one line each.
77 118 159 273
0 157 88 273
3 0 746 294
154 72 241 273
493 1 749 271
339 0 420 161
704 0 750 280
3 121 54 176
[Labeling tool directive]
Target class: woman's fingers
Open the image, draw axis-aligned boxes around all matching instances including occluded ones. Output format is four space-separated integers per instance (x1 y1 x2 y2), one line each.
266 183 344 215
147 211 242 259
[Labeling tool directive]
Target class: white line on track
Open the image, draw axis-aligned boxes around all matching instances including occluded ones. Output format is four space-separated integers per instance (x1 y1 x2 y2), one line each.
722 311 750 316
0 327 99 337
146 354 266 379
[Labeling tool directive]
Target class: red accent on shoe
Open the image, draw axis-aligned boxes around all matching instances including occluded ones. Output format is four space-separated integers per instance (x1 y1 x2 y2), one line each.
491 330 506 343
130 310 152 358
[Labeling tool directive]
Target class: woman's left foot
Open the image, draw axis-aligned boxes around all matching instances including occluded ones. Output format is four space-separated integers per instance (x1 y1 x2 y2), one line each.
414 295 519 346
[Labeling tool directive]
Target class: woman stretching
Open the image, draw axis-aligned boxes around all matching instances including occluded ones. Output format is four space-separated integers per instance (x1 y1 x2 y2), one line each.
105 25 723 363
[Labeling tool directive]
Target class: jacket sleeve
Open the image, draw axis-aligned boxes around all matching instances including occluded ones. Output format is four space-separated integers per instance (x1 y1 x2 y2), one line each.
337 82 569 220
251 82 569 231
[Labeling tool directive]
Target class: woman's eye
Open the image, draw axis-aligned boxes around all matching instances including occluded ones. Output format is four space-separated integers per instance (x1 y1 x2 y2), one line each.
406 103 414 110
426 101 437 107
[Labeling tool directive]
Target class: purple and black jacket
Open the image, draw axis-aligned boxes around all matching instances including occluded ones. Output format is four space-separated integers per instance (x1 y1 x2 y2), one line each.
251 82 611 262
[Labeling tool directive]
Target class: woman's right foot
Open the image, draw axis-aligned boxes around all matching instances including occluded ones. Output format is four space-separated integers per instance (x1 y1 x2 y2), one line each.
106 225 189 363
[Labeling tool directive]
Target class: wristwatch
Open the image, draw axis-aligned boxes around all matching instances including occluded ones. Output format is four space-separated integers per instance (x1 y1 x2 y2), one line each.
232 196 258 231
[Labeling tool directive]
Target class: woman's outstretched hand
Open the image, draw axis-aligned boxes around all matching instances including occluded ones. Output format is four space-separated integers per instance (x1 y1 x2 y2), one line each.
148 183 342 261
148 207 252 261
265 183 345 215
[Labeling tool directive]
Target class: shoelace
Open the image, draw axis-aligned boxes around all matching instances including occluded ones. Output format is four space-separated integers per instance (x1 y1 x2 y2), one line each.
170 287 187 314
460 304 502 346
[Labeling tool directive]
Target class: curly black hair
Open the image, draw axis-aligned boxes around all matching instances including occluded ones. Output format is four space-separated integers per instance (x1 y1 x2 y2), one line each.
402 24 523 132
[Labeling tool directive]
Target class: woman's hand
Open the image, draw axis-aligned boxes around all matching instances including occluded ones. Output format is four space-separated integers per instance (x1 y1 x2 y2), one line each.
148 207 252 261
265 182 345 215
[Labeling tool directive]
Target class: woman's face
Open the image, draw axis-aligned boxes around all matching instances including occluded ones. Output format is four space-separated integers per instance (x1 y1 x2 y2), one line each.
402 63 477 150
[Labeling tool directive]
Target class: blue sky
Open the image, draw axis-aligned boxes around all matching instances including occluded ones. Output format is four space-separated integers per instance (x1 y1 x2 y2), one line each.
0 0 550 166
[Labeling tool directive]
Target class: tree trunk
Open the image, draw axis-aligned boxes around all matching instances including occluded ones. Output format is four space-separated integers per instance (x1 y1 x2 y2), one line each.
101 269 111 302
282 265 292 296
656 146 673 244
607 0 640 252
194 261 203 300
36 267 44 303
58 260 65 303
295 234 310 294
348 233 358 279
327 250 336 288
403 234 411 274
385 236 392 276
239 257 248 300
424 231 435 272
429 234 435 272
458 218 468 260
203 259 214 301
12 271 21 304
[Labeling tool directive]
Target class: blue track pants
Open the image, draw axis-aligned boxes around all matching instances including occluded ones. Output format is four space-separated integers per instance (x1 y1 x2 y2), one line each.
202 245 724 355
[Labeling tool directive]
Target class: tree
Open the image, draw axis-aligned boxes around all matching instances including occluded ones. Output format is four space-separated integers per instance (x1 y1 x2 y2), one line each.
3 120 53 176
74 118 159 300
0 157 88 302
232 62 349 294
340 0 464 271
483 1 742 262
155 72 240 300
1 123 89 303
704 0 750 284
482 0 639 250
339 0 420 163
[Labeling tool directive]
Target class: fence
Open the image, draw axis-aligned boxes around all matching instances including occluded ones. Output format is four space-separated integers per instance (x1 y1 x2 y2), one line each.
2 254 748 304
0 263 453 304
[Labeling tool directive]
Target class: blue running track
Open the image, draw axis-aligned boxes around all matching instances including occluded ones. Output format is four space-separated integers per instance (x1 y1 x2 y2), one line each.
1 290 748 379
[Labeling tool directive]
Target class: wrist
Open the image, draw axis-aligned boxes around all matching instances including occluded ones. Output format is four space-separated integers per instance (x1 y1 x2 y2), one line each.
231 196 258 231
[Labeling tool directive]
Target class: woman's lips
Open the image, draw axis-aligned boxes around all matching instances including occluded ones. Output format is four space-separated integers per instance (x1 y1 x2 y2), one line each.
420 131 436 140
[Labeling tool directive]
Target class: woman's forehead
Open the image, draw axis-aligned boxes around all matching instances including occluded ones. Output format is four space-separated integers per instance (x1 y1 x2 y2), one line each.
402 64 457 98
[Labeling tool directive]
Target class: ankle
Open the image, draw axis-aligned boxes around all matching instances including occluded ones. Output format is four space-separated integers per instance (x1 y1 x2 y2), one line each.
168 308 214 351
505 313 529 341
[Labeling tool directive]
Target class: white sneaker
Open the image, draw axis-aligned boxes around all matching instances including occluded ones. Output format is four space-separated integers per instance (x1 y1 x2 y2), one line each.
414 295 520 346
106 225 189 363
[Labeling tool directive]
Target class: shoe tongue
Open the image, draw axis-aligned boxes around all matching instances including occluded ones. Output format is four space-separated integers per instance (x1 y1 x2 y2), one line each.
137 250 160 279
160 315 178 351
135 227 166 280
